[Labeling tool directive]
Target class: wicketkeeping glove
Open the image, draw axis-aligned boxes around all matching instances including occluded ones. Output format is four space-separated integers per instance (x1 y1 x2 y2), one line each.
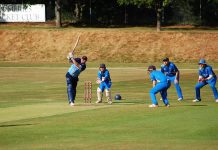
96 78 102 84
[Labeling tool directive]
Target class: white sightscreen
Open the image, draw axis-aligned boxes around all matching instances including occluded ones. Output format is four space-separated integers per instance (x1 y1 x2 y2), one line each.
0 4 46 22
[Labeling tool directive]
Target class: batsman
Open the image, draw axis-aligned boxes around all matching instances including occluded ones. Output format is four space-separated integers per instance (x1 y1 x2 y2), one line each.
65 35 88 106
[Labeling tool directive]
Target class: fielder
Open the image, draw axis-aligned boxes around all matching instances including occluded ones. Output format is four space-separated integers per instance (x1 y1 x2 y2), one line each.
193 59 218 102
96 64 112 104
147 65 171 108
161 57 183 101
66 52 88 106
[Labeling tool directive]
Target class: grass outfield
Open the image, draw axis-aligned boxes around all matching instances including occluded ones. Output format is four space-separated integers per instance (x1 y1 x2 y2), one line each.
0 63 218 150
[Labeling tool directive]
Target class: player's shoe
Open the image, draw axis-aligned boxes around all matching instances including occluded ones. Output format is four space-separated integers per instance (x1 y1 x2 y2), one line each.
165 104 170 107
215 99 218 103
178 98 183 101
108 101 112 105
148 104 158 108
70 102 75 106
95 100 102 103
193 99 201 102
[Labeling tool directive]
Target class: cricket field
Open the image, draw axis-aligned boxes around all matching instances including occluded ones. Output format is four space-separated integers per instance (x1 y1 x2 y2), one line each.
0 63 218 150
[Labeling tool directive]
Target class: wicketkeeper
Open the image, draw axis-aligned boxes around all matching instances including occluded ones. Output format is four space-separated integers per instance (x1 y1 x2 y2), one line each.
96 64 112 104
193 59 218 102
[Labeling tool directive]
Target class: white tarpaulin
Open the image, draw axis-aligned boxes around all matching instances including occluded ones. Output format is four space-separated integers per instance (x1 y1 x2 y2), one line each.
0 4 45 22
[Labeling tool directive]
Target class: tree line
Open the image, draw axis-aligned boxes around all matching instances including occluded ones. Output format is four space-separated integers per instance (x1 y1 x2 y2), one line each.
0 0 217 31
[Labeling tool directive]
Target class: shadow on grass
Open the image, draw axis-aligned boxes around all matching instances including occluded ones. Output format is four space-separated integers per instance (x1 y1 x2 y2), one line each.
0 123 35 128
114 100 145 105
169 104 208 107
184 104 208 106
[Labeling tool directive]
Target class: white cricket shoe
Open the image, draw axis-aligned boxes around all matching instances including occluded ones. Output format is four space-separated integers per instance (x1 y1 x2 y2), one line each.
70 102 75 106
95 100 102 103
215 99 218 103
108 101 112 105
193 99 201 102
148 104 158 108
165 104 170 107
178 98 183 101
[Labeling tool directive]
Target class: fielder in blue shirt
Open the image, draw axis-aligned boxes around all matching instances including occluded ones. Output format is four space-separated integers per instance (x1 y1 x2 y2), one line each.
96 64 112 104
161 57 183 101
147 65 171 108
193 59 218 102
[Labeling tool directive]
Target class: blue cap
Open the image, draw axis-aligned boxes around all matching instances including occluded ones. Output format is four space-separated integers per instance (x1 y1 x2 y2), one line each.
198 59 206 65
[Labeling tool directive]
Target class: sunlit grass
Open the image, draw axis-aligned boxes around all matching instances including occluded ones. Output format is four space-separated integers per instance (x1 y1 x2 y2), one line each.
0 64 218 150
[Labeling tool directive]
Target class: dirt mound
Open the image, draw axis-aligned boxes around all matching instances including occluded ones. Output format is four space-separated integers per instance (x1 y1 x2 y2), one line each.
0 29 217 63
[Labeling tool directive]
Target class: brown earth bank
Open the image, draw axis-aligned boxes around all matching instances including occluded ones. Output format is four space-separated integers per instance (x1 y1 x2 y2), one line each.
0 28 217 63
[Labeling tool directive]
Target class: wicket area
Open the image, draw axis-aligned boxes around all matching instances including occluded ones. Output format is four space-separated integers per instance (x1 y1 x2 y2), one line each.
84 81 92 103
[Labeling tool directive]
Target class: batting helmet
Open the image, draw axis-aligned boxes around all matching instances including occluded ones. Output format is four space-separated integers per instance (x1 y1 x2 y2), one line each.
115 94 122 100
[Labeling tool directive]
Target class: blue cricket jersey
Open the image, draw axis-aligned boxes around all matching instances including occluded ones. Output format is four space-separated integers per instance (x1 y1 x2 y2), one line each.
68 64 81 78
161 62 178 77
150 70 168 83
98 69 111 83
199 65 216 78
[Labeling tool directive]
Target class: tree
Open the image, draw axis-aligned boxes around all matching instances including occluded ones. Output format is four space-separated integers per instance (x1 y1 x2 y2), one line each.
202 0 218 25
55 0 62 27
169 0 195 25
117 0 172 31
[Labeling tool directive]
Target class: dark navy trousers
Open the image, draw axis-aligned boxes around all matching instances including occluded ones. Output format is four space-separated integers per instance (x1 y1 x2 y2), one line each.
66 72 78 103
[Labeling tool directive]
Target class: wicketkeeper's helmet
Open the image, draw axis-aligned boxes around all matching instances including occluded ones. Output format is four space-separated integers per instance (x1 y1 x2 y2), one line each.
100 64 106 68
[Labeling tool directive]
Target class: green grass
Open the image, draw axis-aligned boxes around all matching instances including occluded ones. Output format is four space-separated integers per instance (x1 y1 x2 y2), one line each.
0 63 218 150
0 62 217 69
